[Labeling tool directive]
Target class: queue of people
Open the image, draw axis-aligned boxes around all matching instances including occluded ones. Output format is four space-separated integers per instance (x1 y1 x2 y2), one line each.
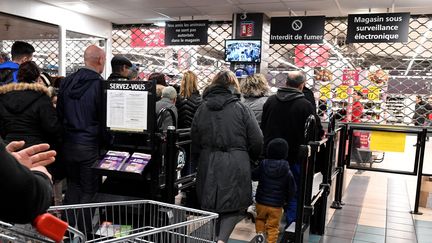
0 41 324 243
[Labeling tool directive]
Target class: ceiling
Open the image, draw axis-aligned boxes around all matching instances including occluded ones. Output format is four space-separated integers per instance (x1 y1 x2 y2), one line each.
38 0 432 25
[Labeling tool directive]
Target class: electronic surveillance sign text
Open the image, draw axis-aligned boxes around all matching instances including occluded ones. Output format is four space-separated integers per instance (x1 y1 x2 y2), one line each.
270 16 325 44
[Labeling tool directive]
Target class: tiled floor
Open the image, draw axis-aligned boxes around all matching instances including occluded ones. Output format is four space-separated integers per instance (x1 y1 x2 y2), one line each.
227 170 432 243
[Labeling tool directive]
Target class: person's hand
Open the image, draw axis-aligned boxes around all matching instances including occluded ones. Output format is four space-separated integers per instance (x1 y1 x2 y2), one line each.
31 166 53 182
6 140 26 153
8 143 56 169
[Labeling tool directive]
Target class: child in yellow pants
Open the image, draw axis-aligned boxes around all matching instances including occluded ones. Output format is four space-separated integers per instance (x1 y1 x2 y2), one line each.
252 138 296 243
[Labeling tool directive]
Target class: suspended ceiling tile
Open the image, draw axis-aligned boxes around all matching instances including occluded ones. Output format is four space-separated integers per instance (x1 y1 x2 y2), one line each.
238 2 288 12
87 0 186 10
114 9 165 19
194 5 243 15
337 0 395 10
237 0 282 4
181 0 232 7
153 7 202 17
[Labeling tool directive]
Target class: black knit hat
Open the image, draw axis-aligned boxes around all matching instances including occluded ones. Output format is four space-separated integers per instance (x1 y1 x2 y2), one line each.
267 138 289 160
111 55 132 68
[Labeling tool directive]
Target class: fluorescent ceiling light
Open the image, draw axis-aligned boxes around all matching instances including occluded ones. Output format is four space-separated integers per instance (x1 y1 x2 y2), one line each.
154 22 166 27
404 22 432 75
323 39 354 69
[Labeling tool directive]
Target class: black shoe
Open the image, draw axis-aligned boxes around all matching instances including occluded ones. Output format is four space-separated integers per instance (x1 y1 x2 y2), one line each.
255 233 265 243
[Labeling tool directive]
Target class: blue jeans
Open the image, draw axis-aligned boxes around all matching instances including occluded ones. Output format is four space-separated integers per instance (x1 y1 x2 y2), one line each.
284 162 301 226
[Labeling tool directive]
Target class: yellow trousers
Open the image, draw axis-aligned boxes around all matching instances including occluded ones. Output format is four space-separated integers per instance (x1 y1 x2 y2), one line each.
255 203 283 243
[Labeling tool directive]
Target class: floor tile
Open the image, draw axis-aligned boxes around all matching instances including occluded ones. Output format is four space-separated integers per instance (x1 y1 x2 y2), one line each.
385 236 417 243
353 232 385 243
320 235 353 243
355 225 385 236
386 222 415 232
386 229 417 240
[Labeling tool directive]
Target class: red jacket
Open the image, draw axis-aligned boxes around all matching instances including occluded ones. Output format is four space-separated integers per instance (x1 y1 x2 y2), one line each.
352 101 363 123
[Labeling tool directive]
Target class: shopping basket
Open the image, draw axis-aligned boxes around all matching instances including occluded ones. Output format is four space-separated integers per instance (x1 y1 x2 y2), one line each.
0 200 218 243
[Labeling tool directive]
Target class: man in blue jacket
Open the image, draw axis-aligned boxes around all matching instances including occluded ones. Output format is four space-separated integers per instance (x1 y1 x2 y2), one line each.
57 45 106 205
0 41 35 84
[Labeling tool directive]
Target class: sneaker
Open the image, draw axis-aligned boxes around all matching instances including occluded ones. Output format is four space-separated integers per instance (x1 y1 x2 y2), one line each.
255 233 265 243
247 205 257 223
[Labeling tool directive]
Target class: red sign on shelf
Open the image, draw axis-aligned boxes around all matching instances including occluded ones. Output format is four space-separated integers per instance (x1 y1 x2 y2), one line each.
240 21 254 37
294 45 330 67
131 28 165 47
342 69 360 85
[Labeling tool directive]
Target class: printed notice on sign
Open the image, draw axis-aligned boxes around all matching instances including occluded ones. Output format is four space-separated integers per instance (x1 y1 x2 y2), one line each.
270 16 325 44
347 12 410 43
165 20 208 45
107 90 148 131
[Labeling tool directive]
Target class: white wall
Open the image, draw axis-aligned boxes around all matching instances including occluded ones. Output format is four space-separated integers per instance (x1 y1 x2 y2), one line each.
0 0 112 39
0 0 113 76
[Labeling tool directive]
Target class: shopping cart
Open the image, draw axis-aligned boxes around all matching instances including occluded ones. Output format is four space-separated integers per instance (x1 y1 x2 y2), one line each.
0 200 218 243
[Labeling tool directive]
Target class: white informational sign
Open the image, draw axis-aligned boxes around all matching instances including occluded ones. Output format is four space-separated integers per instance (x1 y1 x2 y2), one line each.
106 90 148 131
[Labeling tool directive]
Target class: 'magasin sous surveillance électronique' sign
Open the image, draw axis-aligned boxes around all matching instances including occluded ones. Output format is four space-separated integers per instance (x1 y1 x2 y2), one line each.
347 13 410 43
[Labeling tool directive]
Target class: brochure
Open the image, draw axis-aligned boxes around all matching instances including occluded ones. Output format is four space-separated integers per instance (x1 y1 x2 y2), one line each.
97 151 130 170
121 152 151 174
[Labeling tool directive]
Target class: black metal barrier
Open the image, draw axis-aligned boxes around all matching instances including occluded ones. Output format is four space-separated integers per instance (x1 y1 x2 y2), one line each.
164 127 196 205
283 114 342 242
330 123 430 215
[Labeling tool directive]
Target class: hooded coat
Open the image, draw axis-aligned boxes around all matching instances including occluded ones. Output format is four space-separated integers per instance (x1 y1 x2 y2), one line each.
0 83 61 147
0 61 19 85
57 68 103 145
191 85 263 213
252 159 296 207
261 87 315 164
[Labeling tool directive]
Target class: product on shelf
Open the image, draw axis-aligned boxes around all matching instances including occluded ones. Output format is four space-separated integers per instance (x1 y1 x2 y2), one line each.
98 151 130 170
121 152 151 174
367 66 389 85
314 68 333 82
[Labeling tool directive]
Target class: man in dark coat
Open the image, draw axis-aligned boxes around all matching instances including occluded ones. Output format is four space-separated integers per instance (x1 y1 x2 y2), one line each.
107 55 132 81
191 71 263 243
261 70 315 227
58 45 106 205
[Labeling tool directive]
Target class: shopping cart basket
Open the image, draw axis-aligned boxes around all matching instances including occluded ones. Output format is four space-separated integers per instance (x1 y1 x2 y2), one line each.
0 200 218 243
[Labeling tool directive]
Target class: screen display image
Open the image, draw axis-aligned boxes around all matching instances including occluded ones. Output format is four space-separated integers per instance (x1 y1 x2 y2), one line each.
225 39 261 63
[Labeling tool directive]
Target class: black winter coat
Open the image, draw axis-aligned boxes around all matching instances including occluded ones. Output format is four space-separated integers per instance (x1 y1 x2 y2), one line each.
0 83 61 148
176 92 202 128
261 87 315 164
252 159 296 207
191 85 263 213
58 68 104 145
0 138 52 224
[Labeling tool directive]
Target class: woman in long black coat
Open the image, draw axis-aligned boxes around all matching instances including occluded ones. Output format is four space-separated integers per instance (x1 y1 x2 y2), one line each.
191 70 263 243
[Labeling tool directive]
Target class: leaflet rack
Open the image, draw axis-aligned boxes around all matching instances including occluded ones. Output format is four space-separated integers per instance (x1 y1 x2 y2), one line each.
94 80 166 201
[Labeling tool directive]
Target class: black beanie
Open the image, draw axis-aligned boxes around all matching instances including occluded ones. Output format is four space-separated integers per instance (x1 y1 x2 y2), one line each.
267 138 289 160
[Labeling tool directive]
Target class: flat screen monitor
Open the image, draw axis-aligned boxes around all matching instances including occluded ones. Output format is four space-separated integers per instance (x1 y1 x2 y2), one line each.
225 39 261 63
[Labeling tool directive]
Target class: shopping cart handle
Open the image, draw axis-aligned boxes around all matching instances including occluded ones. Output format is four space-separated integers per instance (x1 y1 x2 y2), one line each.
33 213 68 243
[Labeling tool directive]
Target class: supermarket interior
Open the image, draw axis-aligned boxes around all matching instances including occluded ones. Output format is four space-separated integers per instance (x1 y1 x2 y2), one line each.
1 0 432 242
